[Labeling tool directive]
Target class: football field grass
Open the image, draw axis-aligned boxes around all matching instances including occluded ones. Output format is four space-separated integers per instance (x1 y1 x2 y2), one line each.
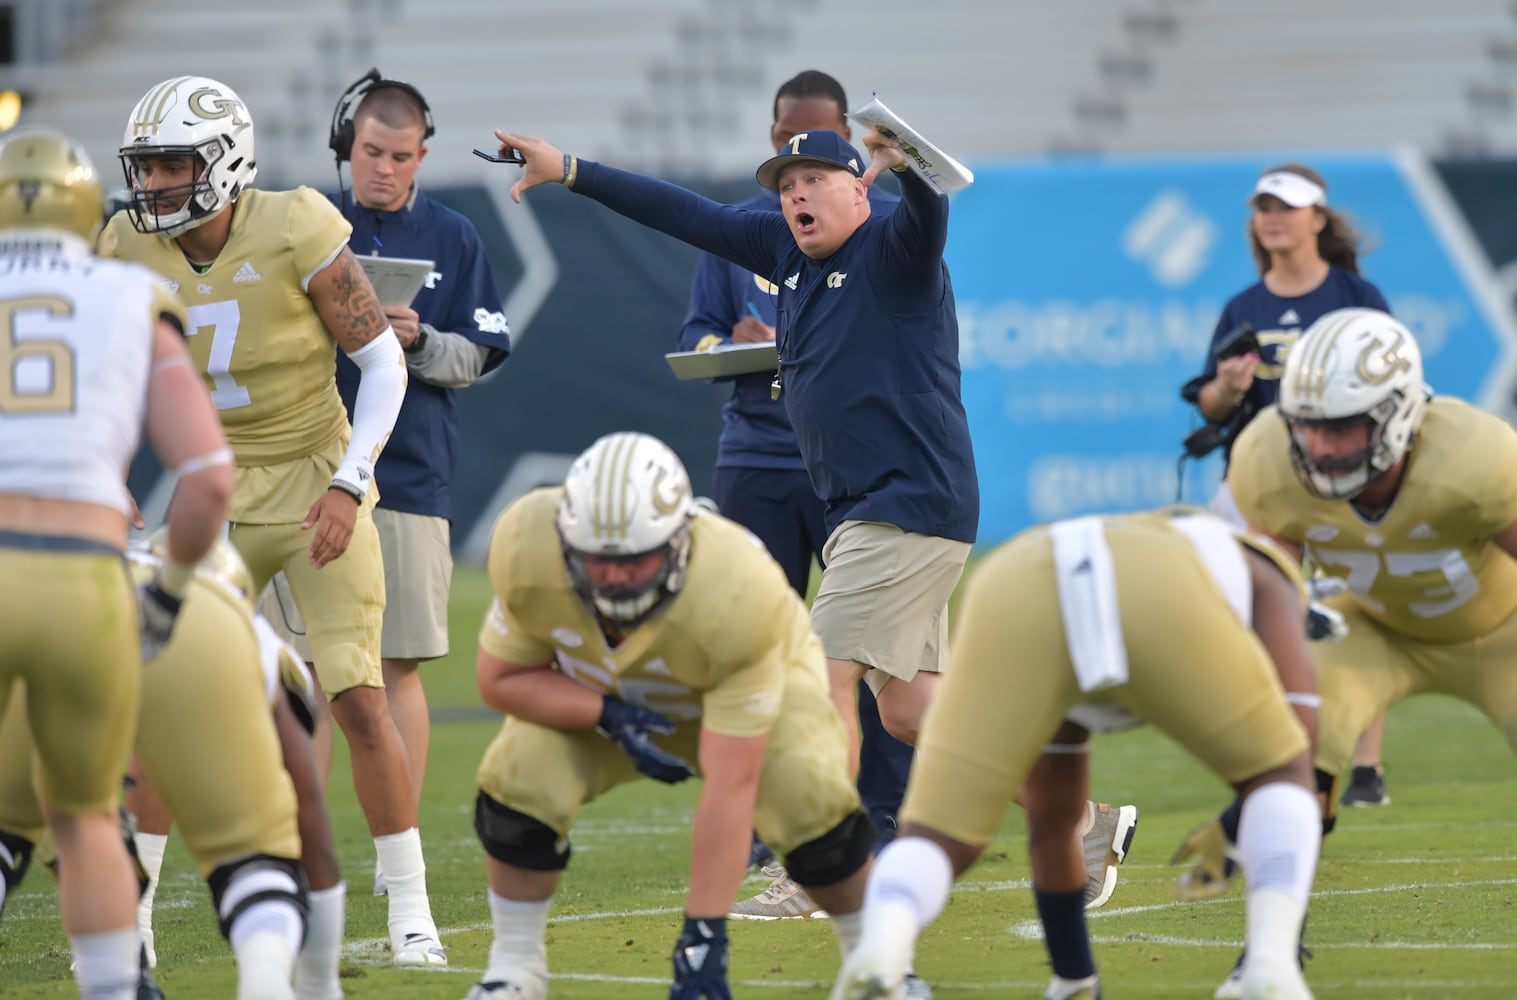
3 564 1515 998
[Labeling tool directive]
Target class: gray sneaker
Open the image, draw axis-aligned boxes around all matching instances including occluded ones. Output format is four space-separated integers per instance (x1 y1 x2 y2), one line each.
728 864 827 920
1082 802 1138 909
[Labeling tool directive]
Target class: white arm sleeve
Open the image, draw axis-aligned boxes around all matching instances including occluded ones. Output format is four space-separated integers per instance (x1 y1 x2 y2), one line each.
333 327 407 500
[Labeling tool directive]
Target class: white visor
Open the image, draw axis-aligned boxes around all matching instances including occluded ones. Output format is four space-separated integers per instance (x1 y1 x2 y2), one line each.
1251 171 1326 209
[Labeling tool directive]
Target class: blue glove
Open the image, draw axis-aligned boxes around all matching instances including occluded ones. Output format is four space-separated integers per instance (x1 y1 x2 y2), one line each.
137 578 184 660
597 695 695 784
669 916 731 1000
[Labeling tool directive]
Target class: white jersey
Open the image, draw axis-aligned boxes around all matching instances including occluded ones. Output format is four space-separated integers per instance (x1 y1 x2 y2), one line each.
0 232 171 516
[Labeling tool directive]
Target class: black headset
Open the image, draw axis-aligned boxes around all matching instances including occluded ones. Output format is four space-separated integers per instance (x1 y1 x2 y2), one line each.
329 67 435 164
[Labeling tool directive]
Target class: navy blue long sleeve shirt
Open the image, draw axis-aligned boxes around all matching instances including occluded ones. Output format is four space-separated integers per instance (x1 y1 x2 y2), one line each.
577 160 978 542
678 184 901 473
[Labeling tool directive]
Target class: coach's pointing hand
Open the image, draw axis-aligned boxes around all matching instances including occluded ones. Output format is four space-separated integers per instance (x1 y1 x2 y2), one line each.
495 131 571 203
860 127 906 186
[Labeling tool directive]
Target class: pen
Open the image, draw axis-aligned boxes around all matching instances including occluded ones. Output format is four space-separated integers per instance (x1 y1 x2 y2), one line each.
745 301 764 322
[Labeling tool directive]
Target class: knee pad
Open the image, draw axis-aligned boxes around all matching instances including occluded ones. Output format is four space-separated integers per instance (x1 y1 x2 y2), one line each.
0 829 34 915
474 792 570 872
784 810 875 889
207 854 309 943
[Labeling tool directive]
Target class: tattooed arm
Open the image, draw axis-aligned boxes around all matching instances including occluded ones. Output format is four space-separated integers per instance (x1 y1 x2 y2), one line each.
307 247 391 351
300 246 408 567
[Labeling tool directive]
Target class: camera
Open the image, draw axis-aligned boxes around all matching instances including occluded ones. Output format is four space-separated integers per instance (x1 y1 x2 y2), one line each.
1213 322 1259 361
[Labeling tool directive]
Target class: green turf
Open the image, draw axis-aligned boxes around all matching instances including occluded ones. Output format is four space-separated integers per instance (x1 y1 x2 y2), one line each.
3 564 1515 998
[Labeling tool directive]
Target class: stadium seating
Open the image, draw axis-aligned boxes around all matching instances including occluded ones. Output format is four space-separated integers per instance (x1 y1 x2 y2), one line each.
5 0 1517 186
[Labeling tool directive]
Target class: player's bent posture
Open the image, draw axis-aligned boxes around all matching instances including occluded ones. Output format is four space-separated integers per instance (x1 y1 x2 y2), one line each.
101 76 443 966
0 129 232 999
0 540 322 1000
124 537 347 1000
465 433 879 1000
834 510 1322 1000
1190 308 1517 998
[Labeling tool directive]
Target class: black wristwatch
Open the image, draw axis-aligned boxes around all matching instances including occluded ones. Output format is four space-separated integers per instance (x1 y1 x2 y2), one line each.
404 325 429 354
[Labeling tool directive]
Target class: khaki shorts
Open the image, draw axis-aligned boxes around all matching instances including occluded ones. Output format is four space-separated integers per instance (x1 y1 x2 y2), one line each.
810 520 971 694
258 507 450 666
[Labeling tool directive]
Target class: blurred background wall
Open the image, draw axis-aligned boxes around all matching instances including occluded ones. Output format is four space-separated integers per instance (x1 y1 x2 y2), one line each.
7 0 1517 552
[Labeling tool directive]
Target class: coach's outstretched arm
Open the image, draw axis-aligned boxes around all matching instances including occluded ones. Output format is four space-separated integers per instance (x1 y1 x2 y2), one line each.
491 130 783 281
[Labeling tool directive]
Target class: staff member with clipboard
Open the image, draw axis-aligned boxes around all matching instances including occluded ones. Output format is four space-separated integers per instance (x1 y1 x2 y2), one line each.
263 70 511 900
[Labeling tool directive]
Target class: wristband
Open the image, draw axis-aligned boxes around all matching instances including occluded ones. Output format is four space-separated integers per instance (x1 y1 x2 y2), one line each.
562 153 579 188
329 479 364 503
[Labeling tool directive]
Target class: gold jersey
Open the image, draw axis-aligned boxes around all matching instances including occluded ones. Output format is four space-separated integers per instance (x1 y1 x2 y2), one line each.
98 187 352 467
478 488 824 739
1230 397 1517 642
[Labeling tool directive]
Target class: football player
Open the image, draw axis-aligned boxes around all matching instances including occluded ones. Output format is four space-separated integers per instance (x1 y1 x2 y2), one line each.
98 76 444 966
834 509 1322 1000
0 540 335 1000
0 127 232 999
464 432 881 1000
124 537 347 1000
1187 307 1517 998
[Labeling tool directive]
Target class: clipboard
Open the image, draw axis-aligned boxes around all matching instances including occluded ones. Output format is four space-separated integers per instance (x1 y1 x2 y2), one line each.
664 342 779 380
356 255 435 307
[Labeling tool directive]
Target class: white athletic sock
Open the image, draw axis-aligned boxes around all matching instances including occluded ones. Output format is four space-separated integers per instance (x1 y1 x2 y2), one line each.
864 837 953 928
484 890 550 985
234 929 298 1000
373 829 435 942
295 882 346 1000
1238 782 1320 969
831 909 863 956
134 831 168 967
69 926 140 999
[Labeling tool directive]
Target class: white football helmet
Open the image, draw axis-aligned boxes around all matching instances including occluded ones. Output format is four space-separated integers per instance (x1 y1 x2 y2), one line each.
1278 308 1426 499
132 530 256 612
557 432 697 625
119 76 257 237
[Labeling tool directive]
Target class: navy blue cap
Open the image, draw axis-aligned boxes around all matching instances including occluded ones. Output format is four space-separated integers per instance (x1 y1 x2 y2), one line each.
755 130 864 190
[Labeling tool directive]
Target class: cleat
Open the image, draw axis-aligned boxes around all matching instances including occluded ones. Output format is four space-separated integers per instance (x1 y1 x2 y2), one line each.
1082 802 1137 909
729 864 827 920
463 981 544 1000
1215 920 1313 999
138 963 166 1000
393 931 447 967
1172 818 1240 901
1045 974 1102 1000
1339 766 1389 807
903 972 933 999
1214 952 1245 1000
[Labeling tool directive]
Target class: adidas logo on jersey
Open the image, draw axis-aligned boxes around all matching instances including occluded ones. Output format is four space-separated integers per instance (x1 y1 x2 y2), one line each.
1279 308 1300 326
232 261 261 283
1407 521 1439 539
784 273 799 290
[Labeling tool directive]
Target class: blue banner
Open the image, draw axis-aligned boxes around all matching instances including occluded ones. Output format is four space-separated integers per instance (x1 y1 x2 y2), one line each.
946 152 1515 546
